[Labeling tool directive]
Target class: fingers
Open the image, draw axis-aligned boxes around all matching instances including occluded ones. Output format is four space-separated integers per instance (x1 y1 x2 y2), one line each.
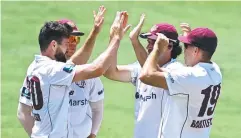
133 13 145 31
114 11 121 23
93 10 97 18
101 7 106 15
180 22 191 31
124 24 132 34
119 14 125 30
122 11 128 28
180 22 189 26
95 5 106 18
139 13 145 25
180 22 191 36
99 6 106 16
156 33 167 40
97 17 105 26
110 10 130 39
156 33 169 45
98 5 103 13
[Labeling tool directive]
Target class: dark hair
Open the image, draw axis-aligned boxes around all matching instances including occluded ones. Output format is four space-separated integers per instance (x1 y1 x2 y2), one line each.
171 41 182 59
38 21 73 52
63 23 74 33
201 50 213 60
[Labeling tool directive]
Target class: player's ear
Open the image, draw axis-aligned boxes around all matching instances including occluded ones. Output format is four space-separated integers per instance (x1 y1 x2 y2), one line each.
194 47 199 54
168 43 173 51
50 40 57 51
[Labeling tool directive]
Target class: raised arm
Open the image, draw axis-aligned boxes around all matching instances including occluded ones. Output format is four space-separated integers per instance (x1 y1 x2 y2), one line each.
129 14 148 67
139 33 170 89
69 6 106 65
72 37 120 82
104 11 133 82
72 11 128 82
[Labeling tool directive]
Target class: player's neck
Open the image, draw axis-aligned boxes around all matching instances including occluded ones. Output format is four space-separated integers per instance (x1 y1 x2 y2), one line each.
41 51 55 60
158 57 171 67
199 58 212 64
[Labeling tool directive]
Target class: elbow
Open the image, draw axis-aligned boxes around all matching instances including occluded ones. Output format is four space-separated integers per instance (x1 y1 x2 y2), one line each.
139 71 153 84
139 71 149 83
94 66 106 77
103 70 110 78
103 69 115 80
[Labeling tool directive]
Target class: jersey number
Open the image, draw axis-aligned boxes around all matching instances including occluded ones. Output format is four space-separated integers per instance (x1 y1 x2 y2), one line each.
198 84 221 117
27 76 43 110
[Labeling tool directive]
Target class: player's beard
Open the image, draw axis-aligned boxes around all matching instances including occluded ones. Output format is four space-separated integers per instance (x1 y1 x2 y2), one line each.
54 47 67 63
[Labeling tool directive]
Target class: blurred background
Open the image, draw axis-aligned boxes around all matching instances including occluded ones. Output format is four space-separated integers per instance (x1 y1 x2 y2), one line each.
1 1 241 138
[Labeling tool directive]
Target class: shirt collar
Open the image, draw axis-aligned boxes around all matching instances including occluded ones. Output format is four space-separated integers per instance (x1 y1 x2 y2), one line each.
34 55 52 61
162 58 177 67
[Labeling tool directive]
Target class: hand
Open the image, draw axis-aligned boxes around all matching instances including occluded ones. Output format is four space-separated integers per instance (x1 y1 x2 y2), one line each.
110 11 131 40
180 23 191 36
87 134 96 138
93 6 106 33
129 13 145 40
154 33 169 53
122 11 129 30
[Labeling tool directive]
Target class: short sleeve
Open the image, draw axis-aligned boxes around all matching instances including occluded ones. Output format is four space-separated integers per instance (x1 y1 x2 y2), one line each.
89 78 104 102
48 61 76 86
19 77 32 106
129 62 141 86
164 67 195 95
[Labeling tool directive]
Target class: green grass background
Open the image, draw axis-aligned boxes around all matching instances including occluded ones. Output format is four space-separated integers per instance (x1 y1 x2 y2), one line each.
2 1 241 138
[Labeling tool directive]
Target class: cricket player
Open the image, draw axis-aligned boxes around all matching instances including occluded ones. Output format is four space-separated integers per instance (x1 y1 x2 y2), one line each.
17 17 105 138
17 8 129 138
104 13 183 138
140 25 222 138
60 19 104 138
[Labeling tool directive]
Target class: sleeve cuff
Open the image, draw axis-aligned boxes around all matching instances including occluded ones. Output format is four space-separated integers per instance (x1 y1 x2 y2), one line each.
19 98 32 106
89 90 104 102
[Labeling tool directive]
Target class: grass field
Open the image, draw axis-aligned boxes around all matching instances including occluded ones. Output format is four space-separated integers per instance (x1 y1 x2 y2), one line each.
2 1 241 138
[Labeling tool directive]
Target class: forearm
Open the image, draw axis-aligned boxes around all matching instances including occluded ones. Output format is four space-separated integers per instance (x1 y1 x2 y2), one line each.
19 115 34 136
131 39 148 67
104 37 132 82
104 36 119 80
92 37 120 73
142 48 160 74
17 103 34 136
103 56 118 80
140 48 168 89
90 100 104 136
70 28 99 65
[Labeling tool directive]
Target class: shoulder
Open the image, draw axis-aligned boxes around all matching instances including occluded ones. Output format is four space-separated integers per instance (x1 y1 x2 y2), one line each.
90 77 103 88
128 61 141 69
165 60 184 71
211 62 222 77
168 65 209 85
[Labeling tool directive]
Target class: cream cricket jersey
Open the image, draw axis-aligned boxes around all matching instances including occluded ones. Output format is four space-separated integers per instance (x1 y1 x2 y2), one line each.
161 62 222 138
19 55 75 138
130 59 183 138
68 77 104 138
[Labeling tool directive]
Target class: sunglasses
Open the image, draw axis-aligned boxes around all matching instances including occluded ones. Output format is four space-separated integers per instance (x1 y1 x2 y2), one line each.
69 35 80 44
